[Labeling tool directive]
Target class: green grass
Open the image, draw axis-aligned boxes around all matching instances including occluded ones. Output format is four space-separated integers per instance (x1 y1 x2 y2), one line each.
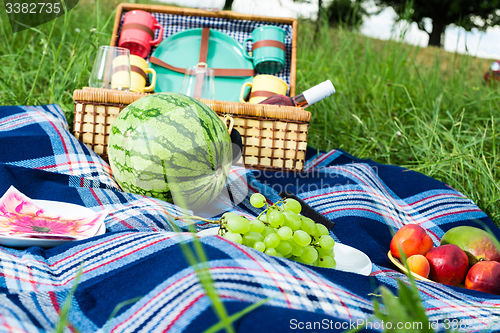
297 21 500 227
0 0 118 124
1 2 499 229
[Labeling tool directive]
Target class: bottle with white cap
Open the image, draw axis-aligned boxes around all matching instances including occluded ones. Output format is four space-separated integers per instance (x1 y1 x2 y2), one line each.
259 80 335 108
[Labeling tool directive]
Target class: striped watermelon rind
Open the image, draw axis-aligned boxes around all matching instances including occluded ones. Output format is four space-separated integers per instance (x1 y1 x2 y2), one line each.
108 93 232 209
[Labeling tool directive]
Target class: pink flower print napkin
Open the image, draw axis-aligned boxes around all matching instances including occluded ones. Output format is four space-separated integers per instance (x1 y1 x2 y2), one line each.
0 186 108 239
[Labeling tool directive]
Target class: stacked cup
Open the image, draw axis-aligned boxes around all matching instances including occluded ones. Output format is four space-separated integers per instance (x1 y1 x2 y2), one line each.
118 10 163 59
240 25 288 103
245 25 286 75
89 10 161 92
117 10 162 92
89 46 131 91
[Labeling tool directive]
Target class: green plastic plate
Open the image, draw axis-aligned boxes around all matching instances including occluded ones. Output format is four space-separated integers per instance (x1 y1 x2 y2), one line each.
150 28 254 101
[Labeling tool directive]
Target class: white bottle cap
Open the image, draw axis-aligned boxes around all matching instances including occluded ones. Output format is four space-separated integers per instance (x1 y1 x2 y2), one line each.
302 80 336 106
492 61 500 71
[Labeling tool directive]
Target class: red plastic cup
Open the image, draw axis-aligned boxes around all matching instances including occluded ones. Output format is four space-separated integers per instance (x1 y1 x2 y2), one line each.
118 10 163 58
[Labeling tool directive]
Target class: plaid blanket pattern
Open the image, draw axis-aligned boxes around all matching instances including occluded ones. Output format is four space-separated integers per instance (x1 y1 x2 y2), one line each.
117 11 294 90
1 104 500 332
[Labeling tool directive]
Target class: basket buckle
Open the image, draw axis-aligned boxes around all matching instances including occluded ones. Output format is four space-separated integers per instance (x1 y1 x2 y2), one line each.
224 114 234 134
194 62 208 74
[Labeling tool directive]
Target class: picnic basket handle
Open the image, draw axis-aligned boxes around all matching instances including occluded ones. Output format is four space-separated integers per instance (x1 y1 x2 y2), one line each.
224 115 243 164
223 114 234 134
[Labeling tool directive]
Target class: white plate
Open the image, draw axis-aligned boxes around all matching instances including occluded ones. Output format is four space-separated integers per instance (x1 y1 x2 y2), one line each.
0 200 107 248
334 243 372 276
196 227 372 276
196 227 223 237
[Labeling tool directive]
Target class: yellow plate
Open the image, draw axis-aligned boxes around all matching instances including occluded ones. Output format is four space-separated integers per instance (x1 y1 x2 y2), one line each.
387 251 434 282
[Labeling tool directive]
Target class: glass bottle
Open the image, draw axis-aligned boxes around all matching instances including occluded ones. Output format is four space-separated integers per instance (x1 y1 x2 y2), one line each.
259 80 335 108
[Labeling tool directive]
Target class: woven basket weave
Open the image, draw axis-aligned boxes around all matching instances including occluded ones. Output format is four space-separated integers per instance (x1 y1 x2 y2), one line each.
73 87 311 172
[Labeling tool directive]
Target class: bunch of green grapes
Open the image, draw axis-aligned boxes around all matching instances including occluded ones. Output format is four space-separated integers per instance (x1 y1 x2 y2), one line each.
218 193 336 268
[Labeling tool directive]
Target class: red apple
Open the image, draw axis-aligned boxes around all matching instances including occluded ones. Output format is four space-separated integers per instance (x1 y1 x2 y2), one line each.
390 224 434 260
425 244 469 286
465 261 500 295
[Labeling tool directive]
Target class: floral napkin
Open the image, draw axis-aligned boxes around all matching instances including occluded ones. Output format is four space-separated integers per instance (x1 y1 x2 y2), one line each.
0 186 108 239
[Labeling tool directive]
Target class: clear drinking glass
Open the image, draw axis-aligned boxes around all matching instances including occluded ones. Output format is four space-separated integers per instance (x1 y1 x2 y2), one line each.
179 63 215 99
89 46 131 91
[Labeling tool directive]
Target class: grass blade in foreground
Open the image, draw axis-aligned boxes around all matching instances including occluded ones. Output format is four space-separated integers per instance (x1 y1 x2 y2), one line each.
202 297 273 333
53 263 83 333
163 160 235 333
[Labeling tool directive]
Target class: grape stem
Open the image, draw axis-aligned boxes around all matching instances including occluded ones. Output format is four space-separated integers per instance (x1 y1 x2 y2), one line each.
274 199 285 207
174 215 221 224
256 210 268 221
256 199 285 221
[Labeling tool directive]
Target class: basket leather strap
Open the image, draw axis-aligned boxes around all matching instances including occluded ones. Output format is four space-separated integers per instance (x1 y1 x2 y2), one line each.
149 57 255 76
199 27 210 63
149 57 255 77
121 23 155 39
149 28 255 78
253 39 286 52
194 27 211 98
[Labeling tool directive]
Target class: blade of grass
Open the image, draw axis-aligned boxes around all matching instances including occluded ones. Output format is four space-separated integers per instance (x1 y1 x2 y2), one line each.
103 296 143 333
202 297 273 333
26 19 57 105
53 263 84 333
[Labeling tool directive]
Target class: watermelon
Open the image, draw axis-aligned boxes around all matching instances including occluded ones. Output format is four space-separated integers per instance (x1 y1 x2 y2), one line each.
108 92 232 210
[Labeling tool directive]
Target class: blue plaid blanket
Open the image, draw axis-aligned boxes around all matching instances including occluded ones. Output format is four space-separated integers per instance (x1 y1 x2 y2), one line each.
1 104 499 332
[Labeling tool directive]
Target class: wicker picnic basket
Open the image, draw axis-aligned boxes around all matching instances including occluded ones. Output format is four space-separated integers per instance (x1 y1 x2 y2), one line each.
73 4 311 172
